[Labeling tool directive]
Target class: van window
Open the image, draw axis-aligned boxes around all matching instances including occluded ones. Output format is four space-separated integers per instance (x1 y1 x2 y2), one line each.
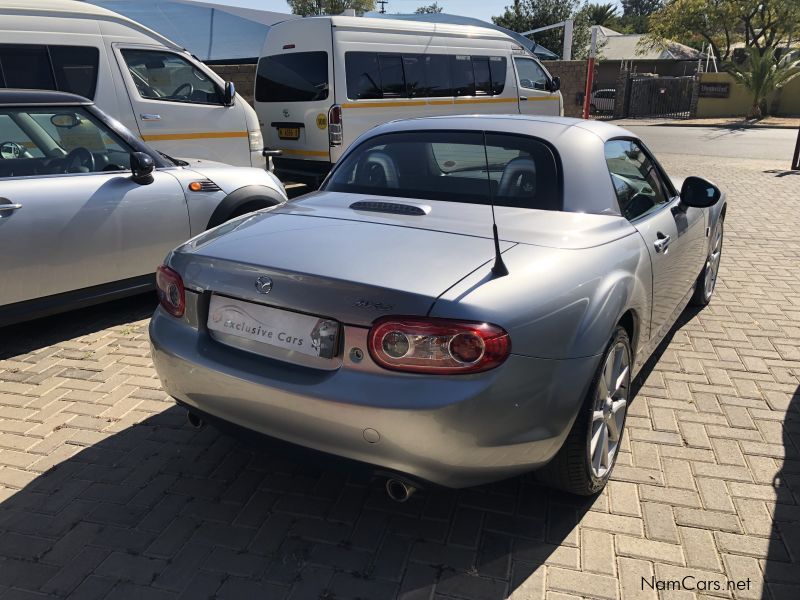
378 55 405 97
423 55 453 97
451 56 476 97
402 56 425 97
472 57 492 95
346 53 383 100
325 130 562 211
0 45 100 99
121 49 222 105
514 57 549 91
256 51 329 102
489 57 507 95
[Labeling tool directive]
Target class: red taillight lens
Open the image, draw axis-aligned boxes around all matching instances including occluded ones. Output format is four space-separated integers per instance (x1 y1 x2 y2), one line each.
156 265 185 318
328 104 342 146
368 317 510 374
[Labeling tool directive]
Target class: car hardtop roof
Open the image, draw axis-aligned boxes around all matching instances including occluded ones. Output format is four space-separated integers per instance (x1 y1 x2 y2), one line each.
370 114 635 143
0 89 92 107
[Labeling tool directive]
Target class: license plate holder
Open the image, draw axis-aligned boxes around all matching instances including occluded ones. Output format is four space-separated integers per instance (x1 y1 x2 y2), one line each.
277 127 301 140
207 295 339 359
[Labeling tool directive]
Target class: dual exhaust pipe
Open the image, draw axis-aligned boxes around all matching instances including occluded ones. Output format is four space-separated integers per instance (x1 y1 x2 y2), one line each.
187 410 416 503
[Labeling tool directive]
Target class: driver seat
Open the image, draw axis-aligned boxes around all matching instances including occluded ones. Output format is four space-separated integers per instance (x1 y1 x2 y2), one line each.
498 157 537 202
352 151 399 189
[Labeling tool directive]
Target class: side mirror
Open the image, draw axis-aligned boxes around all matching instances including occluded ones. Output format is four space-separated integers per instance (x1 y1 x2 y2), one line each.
549 76 561 93
680 176 721 208
223 81 236 107
130 152 154 185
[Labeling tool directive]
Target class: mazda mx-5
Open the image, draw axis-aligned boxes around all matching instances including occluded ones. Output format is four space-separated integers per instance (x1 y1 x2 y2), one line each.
149 115 725 496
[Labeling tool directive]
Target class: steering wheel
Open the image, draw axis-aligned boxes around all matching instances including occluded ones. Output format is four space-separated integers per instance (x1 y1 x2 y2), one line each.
170 82 194 99
0 141 25 159
64 147 96 173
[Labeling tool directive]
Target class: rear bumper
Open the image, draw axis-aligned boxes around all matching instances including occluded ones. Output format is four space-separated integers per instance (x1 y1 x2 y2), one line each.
149 308 601 488
273 157 332 187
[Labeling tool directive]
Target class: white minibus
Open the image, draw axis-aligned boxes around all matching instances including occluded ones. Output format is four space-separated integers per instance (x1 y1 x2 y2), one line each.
0 0 264 167
255 16 563 185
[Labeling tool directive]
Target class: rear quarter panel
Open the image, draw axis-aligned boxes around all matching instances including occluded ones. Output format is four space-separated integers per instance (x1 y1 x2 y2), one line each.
431 232 652 371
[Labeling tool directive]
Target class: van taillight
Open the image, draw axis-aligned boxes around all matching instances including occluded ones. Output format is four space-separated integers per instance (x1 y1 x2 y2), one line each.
328 105 342 147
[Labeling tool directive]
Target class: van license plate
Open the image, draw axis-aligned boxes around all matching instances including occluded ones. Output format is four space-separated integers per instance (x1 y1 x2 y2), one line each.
277 127 300 140
207 295 339 359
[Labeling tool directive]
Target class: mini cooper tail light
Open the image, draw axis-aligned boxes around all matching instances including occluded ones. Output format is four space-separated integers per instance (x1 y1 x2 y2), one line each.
328 104 343 147
156 265 185 318
368 317 510 374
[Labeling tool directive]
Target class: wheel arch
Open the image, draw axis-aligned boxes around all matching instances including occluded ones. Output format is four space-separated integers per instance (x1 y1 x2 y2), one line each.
206 185 286 230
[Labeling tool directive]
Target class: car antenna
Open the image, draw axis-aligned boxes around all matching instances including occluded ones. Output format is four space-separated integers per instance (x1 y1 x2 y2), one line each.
483 134 509 278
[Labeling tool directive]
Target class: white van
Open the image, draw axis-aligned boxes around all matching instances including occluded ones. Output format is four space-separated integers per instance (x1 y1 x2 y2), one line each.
0 0 264 168
255 16 563 185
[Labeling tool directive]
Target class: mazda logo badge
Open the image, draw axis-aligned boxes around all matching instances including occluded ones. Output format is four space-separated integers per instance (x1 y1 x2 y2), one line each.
282 109 290 118
255 276 273 294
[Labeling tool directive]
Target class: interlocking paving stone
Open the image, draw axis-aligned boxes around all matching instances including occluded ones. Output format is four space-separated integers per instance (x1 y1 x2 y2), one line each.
0 152 798 598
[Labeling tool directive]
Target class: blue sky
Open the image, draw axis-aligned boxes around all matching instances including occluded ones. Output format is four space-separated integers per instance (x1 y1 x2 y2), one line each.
214 0 516 23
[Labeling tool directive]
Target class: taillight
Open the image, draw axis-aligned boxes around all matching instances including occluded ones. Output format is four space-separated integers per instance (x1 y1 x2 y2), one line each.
328 104 342 146
156 265 185 318
368 316 510 374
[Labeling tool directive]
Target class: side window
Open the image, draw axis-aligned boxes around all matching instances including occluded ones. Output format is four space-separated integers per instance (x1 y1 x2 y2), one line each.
0 45 99 99
51 46 100 99
514 57 548 91
451 55 475 97
378 55 405 97
489 57 507 95
422 55 452 97
0 107 134 180
0 45 55 90
402 55 426 97
121 49 222 105
345 52 382 100
604 140 670 221
473 57 492 95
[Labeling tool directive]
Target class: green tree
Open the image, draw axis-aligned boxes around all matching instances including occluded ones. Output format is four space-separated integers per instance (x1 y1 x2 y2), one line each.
492 0 592 59
415 2 444 13
726 46 800 118
644 0 800 61
621 0 663 16
585 2 618 26
286 0 375 16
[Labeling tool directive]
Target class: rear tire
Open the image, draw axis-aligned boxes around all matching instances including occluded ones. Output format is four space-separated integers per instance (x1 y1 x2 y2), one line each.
536 327 632 495
691 218 723 306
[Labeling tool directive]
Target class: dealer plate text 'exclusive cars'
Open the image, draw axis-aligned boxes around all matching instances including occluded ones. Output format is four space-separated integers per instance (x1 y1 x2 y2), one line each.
149 114 725 496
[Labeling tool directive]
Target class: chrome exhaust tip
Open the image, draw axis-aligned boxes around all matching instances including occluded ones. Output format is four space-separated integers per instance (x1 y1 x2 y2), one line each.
186 410 205 430
385 478 416 502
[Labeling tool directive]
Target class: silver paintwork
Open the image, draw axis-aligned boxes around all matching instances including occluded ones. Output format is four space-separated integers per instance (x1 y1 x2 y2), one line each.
149 115 726 488
0 108 286 310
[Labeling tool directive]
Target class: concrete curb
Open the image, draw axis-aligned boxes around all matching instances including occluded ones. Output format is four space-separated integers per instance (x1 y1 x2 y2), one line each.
613 120 799 130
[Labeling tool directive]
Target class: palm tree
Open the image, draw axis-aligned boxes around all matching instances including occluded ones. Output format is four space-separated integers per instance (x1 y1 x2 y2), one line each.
585 3 618 26
726 47 800 119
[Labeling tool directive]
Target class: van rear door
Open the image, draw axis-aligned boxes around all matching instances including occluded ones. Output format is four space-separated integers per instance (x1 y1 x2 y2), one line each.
255 19 334 178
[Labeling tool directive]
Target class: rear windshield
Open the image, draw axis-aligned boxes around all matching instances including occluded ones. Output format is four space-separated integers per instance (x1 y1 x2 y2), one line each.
256 51 329 102
324 130 561 211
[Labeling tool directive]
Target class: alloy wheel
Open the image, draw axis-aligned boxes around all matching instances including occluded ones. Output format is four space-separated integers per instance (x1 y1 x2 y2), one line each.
588 341 630 478
704 222 723 298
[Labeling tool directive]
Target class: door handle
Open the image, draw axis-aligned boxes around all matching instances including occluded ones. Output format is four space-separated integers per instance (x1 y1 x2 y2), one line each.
140 113 161 121
0 199 22 212
654 232 671 253
519 96 528 101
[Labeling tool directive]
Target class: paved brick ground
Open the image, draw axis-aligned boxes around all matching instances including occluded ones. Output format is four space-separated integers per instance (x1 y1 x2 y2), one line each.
0 155 798 600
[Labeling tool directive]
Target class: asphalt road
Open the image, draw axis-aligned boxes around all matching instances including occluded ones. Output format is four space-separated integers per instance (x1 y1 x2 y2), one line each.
626 125 798 162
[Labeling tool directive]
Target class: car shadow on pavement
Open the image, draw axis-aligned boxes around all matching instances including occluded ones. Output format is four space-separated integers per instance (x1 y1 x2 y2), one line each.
762 383 800 599
0 293 156 360
0 404 599 599
762 169 800 178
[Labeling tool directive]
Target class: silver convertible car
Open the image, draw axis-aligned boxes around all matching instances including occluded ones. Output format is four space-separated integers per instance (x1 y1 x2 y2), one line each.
149 115 725 496
0 89 287 326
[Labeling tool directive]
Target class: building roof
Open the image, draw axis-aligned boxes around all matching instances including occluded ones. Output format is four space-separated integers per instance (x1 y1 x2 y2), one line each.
85 0 299 62
598 28 701 61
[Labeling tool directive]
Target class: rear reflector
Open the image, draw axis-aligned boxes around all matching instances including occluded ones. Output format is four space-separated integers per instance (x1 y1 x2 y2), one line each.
328 104 342 146
283 44 296 50
368 316 510 374
156 265 185 318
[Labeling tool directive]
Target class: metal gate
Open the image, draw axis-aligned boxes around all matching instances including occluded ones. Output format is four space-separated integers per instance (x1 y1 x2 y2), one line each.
626 76 695 118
